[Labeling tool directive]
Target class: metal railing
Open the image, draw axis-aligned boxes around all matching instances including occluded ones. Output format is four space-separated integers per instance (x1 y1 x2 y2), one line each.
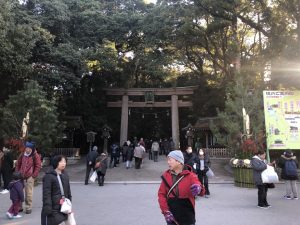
207 148 233 158
50 148 80 158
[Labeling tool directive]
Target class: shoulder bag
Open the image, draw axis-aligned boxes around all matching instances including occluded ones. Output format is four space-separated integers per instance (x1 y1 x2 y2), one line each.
57 174 72 214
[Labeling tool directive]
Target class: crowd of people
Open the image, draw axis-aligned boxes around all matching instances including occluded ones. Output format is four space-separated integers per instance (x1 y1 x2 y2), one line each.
0 137 299 225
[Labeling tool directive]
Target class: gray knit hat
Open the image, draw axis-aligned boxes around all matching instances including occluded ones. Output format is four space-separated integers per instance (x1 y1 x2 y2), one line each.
168 150 184 164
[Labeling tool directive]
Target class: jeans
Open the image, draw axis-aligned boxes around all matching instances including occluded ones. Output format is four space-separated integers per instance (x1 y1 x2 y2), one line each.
285 180 298 198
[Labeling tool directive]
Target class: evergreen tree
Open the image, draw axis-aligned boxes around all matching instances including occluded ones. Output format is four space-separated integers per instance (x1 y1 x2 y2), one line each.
0 80 64 152
211 72 264 157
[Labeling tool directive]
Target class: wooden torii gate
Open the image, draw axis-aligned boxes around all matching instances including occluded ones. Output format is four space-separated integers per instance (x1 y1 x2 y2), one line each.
104 87 196 148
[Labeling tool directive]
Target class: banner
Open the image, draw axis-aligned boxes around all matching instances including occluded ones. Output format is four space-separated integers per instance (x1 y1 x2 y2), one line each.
263 90 300 150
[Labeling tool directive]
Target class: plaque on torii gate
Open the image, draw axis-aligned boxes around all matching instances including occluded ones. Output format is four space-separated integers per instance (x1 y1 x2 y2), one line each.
104 87 196 149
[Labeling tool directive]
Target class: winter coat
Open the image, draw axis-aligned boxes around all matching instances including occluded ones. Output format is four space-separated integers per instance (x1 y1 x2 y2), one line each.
184 152 197 171
122 145 129 156
86 150 99 166
15 150 41 179
95 155 108 175
134 146 144 158
195 155 211 174
110 144 120 157
251 155 267 185
41 169 72 225
126 145 134 161
278 155 299 180
158 166 203 225
8 179 24 202
151 142 160 152
0 151 4 170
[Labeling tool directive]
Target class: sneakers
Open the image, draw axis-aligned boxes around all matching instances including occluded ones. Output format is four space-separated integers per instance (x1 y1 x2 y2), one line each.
284 195 292 200
6 212 13 219
0 189 9 194
205 194 210 198
293 197 299 200
257 205 269 209
12 214 22 219
25 209 32 214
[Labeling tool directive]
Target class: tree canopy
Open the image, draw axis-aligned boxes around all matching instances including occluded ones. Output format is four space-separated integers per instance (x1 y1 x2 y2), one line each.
0 0 298 147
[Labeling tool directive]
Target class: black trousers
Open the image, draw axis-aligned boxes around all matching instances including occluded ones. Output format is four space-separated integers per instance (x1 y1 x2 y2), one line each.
198 172 210 195
110 155 118 167
0 168 12 189
257 184 269 206
97 172 105 186
135 157 142 169
85 165 94 184
153 151 158 162
149 151 153 160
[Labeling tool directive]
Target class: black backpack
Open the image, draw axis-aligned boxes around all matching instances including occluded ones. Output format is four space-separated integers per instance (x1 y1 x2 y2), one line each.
285 160 298 177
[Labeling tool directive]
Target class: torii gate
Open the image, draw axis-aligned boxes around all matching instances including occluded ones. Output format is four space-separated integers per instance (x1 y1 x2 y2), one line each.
104 87 196 148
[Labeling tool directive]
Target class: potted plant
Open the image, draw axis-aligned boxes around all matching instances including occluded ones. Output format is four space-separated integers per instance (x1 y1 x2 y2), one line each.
230 138 257 188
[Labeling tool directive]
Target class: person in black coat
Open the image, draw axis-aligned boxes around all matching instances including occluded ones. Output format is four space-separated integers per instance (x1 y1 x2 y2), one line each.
183 146 197 172
85 146 99 185
195 149 211 197
41 155 72 225
0 148 14 194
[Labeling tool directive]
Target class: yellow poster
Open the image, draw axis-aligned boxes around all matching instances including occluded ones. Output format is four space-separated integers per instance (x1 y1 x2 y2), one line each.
263 90 300 150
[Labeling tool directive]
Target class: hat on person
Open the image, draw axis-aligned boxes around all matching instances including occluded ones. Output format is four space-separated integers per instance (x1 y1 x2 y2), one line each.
168 150 184 164
25 141 35 149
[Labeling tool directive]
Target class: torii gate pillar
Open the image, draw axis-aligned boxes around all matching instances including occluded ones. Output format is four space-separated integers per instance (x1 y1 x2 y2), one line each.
120 95 129 145
171 95 180 149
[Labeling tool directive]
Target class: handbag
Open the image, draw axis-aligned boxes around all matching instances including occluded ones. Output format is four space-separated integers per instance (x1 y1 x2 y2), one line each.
57 174 72 214
206 167 214 178
89 171 97 182
261 165 279 183
65 212 77 225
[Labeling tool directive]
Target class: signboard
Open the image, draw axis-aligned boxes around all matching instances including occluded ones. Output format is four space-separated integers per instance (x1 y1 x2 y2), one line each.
263 90 300 150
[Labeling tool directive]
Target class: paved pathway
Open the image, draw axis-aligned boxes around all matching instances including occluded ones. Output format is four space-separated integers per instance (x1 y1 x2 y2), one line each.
1 154 299 225
1 183 299 225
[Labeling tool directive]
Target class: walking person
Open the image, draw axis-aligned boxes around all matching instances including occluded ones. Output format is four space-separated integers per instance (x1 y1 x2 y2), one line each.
6 171 24 219
151 140 160 162
251 150 275 208
15 141 41 214
184 146 197 172
41 155 72 225
163 138 171 156
121 142 129 163
277 151 298 200
126 142 134 169
110 143 120 168
0 147 14 194
195 149 211 198
134 143 144 169
85 146 99 185
158 150 204 225
95 153 108 186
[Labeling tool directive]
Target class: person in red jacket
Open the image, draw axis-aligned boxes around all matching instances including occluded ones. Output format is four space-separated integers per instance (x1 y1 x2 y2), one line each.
158 150 204 225
15 141 41 214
